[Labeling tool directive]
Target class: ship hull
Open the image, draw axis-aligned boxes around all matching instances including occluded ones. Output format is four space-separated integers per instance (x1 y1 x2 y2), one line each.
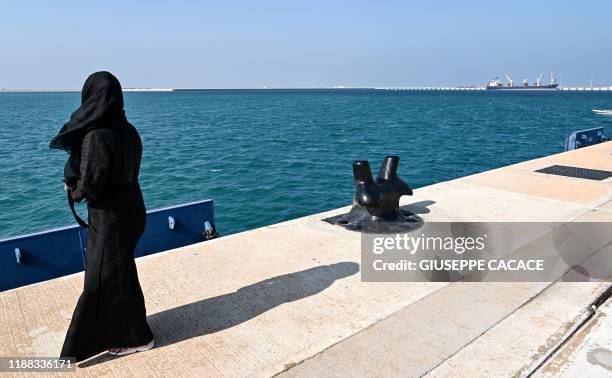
486 84 559 91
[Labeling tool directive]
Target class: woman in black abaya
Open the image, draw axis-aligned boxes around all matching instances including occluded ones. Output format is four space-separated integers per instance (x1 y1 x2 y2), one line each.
50 71 154 361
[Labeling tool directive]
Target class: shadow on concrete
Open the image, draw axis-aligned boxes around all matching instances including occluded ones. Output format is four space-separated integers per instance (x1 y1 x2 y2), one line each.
78 352 118 368
401 200 435 215
79 262 359 367
148 261 359 348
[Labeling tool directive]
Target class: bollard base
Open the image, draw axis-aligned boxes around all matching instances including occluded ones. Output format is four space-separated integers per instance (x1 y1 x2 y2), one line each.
323 206 423 234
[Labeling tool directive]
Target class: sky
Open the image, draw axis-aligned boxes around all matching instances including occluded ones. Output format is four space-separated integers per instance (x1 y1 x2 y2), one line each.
1 0 611 89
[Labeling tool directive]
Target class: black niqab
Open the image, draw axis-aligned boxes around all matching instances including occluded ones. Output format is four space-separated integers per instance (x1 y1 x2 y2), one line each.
50 71 127 186
49 71 126 151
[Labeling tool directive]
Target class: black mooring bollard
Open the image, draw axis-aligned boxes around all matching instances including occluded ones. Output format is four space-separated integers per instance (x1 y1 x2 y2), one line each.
324 156 423 233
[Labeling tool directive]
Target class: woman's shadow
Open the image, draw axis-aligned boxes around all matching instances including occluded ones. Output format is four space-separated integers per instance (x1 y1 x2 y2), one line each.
80 262 359 367
148 261 359 348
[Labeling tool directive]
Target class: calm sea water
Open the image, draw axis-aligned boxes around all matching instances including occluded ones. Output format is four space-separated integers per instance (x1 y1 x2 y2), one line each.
0 90 610 238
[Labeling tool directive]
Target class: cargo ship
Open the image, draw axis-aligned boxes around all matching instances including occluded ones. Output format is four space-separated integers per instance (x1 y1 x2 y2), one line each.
487 72 559 90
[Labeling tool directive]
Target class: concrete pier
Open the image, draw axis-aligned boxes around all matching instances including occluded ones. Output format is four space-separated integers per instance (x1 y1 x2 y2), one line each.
1 142 611 377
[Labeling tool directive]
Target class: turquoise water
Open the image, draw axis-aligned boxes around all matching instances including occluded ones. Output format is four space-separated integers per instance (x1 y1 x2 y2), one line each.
0 90 610 238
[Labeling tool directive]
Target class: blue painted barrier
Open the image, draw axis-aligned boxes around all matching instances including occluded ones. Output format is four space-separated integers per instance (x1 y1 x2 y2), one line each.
0 199 215 291
565 127 607 151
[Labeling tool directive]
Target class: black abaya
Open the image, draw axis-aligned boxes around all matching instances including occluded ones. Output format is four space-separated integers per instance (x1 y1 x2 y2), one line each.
50 72 153 362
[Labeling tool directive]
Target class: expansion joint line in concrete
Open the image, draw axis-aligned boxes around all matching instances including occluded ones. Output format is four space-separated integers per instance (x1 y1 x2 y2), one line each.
418 279 559 377
272 281 461 376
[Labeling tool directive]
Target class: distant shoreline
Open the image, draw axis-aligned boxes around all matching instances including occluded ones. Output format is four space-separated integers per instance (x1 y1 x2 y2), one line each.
2 86 612 93
0 87 369 93
0 88 175 93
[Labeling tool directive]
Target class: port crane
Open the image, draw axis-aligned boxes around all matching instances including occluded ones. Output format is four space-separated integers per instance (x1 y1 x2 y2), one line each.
505 73 513 87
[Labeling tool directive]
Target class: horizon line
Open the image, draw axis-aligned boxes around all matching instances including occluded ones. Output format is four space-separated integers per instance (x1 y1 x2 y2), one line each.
2 85 611 93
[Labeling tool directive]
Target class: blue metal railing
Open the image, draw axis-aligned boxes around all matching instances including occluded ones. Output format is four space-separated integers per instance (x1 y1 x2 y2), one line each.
0 199 215 291
565 127 607 151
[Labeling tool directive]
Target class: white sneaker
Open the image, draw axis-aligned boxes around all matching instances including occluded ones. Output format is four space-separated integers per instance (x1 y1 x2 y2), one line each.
108 339 154 356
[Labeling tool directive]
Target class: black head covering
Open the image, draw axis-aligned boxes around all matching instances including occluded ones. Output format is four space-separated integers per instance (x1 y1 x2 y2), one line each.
49 71 126 151
50 71 127 186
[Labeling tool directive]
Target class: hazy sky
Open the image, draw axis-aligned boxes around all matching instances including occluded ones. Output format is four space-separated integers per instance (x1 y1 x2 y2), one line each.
1 0 610 89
